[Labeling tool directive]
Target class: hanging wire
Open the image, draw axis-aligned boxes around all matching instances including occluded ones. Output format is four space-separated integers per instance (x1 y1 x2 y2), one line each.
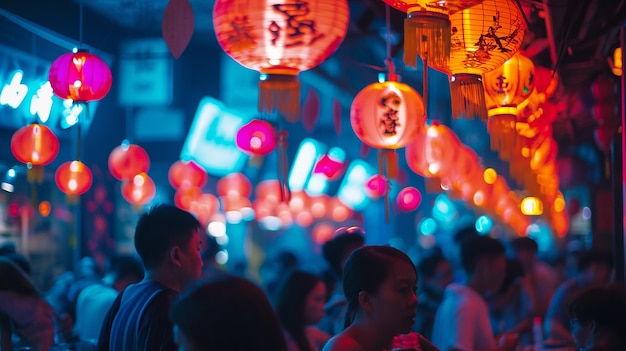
79 0 84 48
384 4 396 79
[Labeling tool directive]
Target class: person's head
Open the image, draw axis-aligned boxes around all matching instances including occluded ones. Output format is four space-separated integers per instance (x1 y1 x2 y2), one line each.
416 253 453 296
106 254 144 292
460 236 506 293
343 246 418 336
576 250 613 286
510 237 538 267
568 284 626 351
170 275 288 351
489 258 525 312
322 227 365 280
0 256 39 296
134 204 203 288
274 271 326 351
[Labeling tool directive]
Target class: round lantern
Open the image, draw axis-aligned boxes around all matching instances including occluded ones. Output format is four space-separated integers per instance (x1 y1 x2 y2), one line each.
11 123 60 166
108 143 150 180
382 0 483 69
213 0 349 122
190 194 220 223
174 186 202 211
48 51 112 102
396 187 422 212
405 122 461 178
255 179 283 204
484 53 535 116
235 119 277 155
168 160 208 190
55 160 93 195
443 0 525 120
365 174 388 199
122 173 156 205
217 173 252 199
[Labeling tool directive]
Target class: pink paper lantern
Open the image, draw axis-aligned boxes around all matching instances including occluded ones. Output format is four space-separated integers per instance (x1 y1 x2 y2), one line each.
48 51 112 102
235 119 277 156
168 160 208 190
313 155 344 180
396 187 422 212
122 173 156 205
365 174 388 199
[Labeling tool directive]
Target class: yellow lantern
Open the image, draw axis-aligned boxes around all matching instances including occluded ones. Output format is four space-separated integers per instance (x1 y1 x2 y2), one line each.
484 53 535 160
443 0 525 120
382 0 483 69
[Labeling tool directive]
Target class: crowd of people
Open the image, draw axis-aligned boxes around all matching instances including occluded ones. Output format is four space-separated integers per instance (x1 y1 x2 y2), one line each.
1 203 625 351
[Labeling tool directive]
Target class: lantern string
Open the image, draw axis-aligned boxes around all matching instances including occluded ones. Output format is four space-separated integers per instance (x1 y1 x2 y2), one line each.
79 0 84 47
384 4 395 79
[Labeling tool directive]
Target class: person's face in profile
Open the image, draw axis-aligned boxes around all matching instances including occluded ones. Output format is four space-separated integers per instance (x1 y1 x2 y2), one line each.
179 229 204 285
174 324 199 351
569 317 594 351
304 281 327 325
369 259 418 335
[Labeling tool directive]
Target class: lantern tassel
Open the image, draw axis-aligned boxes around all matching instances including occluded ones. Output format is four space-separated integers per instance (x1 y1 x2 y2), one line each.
277 130 291 203
377 151 390 224
488 115 517 161
404 12 451 69
259 73 300 123
450 74 488 120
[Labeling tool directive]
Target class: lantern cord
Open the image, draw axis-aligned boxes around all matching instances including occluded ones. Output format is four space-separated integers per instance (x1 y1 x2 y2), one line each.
423 54 429 119
79 0 84 47
384 4 396 79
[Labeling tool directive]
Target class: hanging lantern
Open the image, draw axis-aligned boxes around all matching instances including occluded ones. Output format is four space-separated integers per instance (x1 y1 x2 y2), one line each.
365 174 389 199
55 160 93 195
11 124 60 183
212 0 349 122
217 173 252 199
256 179 283 204
313 154 345 180
122 172 156 205
382 0 483 69
406 122 461 178
190 194 220 224
168 160 208 190
48 51 112 102
351 80 426 178
108 143 150 181
174 186 202 210
235 119 277 155
396 187 422 212
443 0 525 120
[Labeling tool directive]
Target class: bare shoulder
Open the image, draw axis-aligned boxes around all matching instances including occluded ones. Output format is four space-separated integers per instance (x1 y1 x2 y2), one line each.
322 334 364 351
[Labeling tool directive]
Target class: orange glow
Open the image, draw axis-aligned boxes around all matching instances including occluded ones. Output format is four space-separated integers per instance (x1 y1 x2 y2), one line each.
39 201 51 217
483 168 497 184
521 197 543 216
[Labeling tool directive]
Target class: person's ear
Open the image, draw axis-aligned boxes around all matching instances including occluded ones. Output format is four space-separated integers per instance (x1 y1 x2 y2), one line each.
358 291 374 312
169 246 183 267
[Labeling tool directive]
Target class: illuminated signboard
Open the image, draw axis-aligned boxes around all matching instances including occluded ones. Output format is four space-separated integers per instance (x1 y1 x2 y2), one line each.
180 97 251 176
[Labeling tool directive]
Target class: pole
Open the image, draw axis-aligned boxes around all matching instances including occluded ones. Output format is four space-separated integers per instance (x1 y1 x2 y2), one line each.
616 23 626 283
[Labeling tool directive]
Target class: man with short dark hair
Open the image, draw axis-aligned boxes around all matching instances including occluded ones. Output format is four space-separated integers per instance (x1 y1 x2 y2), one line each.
432 236 519 351
97 205 203 351
412 253 453 340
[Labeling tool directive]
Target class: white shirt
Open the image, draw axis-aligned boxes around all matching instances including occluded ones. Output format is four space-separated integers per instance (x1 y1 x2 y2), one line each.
432 283 496 351
75 283 119 342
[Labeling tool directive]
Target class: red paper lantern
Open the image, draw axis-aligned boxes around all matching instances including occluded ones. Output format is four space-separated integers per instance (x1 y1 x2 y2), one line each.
235 119 277 155
217 173 252 198
48 51 112 102
534 66 559 99
396 187 422 212
213 0 349 122
256 179 283 204
55 161 93 195
122 173 156 205
11 124 59 166
405 123 461 178
174 186 202 210
108 143 150 180
190 194 220 223
168 160 208 189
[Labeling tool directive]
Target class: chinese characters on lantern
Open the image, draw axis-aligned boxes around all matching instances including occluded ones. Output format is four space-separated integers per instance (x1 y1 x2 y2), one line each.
380 92 401 136
227 16 257 51
269 1 325 47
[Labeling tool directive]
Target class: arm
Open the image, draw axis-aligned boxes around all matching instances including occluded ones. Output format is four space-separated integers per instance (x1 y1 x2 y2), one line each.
139 291 178 351
97 291 123 351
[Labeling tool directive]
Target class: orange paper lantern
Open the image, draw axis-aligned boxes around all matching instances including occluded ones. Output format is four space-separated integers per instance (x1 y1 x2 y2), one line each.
217 173 252 199
484 53 535 116
11 124 60 166
382 0 483 69
168 160 208 190
55 161 93 195
213 0 349 122
444 0 525 120
405 123 461 178
122 173 156 205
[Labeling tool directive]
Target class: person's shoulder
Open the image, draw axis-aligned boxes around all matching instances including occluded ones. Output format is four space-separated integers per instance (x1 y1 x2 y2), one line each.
322 334 364 351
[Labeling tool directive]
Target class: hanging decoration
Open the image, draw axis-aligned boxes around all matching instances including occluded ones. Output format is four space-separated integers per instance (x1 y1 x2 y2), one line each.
301 88 320 132
405 122 461 179
10 123 60 183
381 0 483 69
483 53 535 160
212 0 349 122
162 0 195 59
443 0 525 120
55 160 93 196
168 160 208 190
48 51 112 102
108 143 150 181
121 172 156 206
396 187 422 212
235 119 278 156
